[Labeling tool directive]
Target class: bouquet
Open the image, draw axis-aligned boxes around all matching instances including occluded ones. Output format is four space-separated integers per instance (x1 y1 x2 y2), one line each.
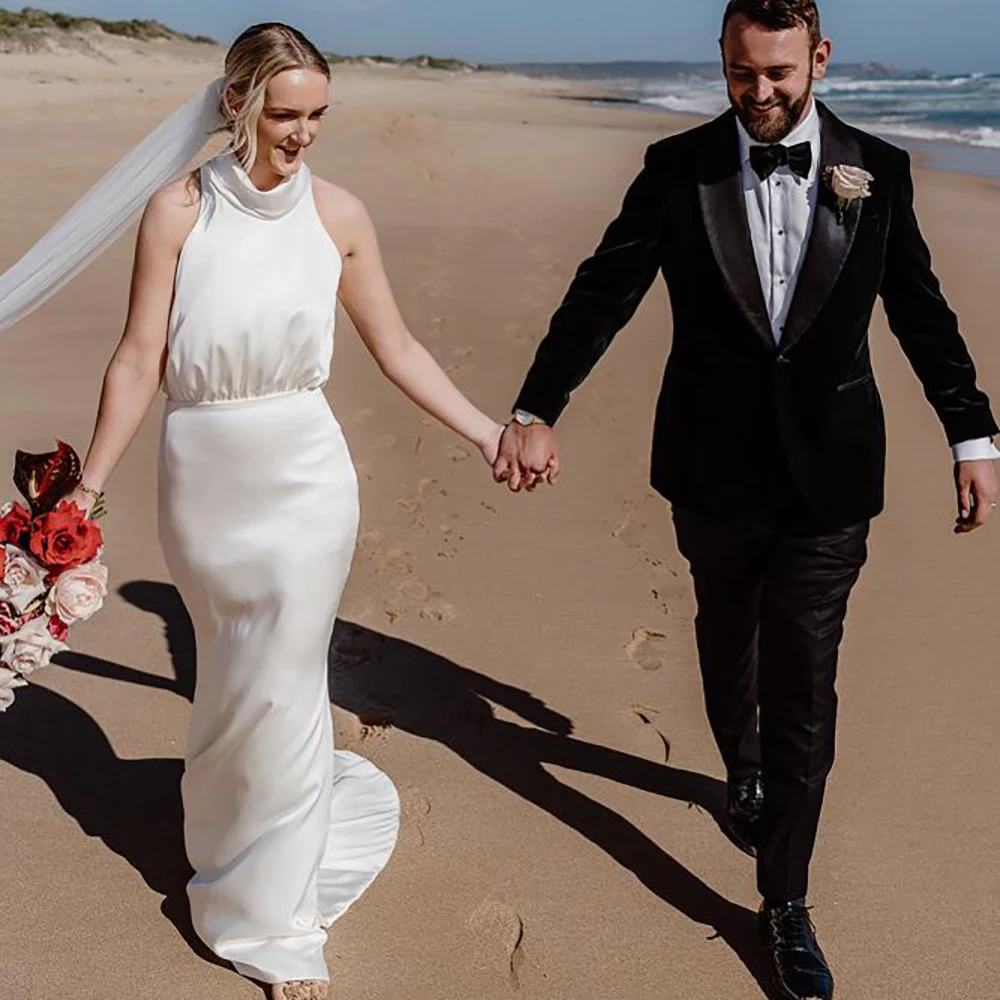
0 441 107 712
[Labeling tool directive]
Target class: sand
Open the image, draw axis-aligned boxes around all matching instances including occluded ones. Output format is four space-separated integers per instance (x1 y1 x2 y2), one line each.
0 38 997 1000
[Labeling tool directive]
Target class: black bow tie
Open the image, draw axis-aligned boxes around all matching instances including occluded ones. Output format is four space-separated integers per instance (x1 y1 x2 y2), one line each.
749 141 813 181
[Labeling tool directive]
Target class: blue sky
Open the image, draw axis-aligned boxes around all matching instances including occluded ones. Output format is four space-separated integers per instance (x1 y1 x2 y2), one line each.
26 0 1000 73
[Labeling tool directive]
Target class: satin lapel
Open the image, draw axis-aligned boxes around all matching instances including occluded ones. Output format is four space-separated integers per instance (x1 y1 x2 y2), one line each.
780 103 864 350
697 111 775 352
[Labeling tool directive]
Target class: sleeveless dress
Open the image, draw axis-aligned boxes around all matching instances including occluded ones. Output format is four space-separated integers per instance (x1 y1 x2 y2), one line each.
157 152 400 985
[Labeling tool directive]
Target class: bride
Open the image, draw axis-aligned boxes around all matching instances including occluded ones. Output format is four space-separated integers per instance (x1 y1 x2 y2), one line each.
0 21 505 1000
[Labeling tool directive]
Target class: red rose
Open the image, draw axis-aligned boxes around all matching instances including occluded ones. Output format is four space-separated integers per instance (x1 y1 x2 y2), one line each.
0 547 6 581
0 601 23 637
47 615 69 642
0 503 31 545
29 503 103 572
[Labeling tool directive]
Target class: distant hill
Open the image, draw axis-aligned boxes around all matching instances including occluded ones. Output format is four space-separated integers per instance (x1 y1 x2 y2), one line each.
326 52 480 73
0 5 216 50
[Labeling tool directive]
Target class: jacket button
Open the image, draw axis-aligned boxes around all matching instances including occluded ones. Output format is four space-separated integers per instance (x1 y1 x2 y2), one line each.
776 354 791 364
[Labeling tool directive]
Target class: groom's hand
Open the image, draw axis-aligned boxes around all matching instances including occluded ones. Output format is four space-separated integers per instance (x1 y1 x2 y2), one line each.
493 422 560 493
954 460 998 533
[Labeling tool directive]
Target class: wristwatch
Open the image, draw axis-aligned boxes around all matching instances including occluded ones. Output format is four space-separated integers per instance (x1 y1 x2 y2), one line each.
512 409 547 428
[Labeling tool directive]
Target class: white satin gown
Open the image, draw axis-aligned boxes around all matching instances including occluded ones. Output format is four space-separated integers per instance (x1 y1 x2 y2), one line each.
157 152 400 985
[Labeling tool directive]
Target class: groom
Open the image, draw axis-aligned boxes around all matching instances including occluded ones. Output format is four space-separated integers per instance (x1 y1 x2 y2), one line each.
494 2 999 997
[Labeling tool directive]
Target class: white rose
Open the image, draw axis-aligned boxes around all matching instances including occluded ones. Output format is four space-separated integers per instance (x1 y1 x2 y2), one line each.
0 544 48 614
0 502 11 518
827 164 873 202
45 559 108 625
0 617 68 676
0 665 28 711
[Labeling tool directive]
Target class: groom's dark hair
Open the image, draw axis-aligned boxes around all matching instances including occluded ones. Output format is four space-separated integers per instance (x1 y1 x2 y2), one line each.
721 0 823 51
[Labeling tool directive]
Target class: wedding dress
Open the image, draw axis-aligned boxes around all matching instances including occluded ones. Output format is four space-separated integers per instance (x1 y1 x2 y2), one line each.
157 152 400 985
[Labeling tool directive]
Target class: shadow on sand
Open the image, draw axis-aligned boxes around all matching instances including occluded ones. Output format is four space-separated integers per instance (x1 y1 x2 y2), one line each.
0 579 775 996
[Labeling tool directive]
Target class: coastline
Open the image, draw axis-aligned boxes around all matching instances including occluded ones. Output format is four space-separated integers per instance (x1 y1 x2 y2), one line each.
558 90 1000 180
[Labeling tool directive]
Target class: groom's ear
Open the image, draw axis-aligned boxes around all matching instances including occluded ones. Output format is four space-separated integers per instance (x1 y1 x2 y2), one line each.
811 38 833 81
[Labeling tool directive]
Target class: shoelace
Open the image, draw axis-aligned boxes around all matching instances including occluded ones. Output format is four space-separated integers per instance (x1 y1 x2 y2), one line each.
769 905 816 952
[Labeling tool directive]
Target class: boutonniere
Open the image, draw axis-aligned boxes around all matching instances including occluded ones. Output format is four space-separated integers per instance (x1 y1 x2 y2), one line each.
823 165 874 222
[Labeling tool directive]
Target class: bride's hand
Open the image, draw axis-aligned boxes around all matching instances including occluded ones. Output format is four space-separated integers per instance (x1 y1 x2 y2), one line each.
58 485 103 519
477 422 506 466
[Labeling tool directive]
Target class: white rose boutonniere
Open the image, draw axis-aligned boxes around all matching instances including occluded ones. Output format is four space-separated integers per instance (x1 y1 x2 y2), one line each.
823 165 874 222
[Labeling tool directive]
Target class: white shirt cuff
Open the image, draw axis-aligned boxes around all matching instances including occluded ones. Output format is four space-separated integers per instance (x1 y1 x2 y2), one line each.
952 437 1000 462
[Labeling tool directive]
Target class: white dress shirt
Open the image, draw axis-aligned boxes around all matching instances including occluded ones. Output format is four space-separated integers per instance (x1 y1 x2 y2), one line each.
737 100 822 344
736 101 999 462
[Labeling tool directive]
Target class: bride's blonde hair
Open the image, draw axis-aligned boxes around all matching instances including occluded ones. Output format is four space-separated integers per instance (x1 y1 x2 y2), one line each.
220 22 330 168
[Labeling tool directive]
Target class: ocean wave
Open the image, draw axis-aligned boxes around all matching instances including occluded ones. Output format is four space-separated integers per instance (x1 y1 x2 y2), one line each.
870 122 1000 148
635 73 1000 153
640 91 728 116
815 76 988 93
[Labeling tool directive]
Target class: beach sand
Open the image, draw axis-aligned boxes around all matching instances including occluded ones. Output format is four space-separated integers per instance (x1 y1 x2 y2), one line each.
0 38 997 1000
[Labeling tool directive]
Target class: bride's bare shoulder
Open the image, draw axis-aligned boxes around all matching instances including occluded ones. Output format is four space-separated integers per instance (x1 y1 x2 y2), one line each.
142 169 202 251
311 175 371 252
148 169 202 214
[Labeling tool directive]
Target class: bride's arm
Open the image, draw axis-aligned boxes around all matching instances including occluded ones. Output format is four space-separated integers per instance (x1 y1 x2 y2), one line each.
68 176 199 509
317 182 504 464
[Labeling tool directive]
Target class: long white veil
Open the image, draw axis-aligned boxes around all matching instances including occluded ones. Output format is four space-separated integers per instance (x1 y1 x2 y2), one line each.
0 77 226 333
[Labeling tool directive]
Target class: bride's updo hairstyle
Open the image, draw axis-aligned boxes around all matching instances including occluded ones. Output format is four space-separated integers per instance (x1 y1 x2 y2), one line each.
220 23 331 168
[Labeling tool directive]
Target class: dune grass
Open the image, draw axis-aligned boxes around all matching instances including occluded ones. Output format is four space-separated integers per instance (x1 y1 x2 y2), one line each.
0 6 216 45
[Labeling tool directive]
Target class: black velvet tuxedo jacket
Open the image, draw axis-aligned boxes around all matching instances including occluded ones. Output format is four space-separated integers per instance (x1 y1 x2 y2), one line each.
514 102 998 528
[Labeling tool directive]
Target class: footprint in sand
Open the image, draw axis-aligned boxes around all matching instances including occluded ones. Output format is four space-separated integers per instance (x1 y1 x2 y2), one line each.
503 320 536 346
398 577 431 602
613 507 682 578
625 627 670 672
355 702 396 740
419 598 457 623
611 510 647 549
447 445 471 462
425 316 449 341
401 786 432 847
468 899 526 990
358 528 382 554
377 434 397 450
378 547 415 577
353 408 376 424
630 703 671 763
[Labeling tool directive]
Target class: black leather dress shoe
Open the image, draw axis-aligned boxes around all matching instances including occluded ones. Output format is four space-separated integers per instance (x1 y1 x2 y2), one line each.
726 772 762 856
759 901 834 1000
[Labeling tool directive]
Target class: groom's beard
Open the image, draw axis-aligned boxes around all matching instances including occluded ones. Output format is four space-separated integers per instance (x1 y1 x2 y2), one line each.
732 84 812 143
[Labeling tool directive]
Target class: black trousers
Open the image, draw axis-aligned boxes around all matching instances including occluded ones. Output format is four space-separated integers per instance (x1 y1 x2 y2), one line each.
672 507 870 901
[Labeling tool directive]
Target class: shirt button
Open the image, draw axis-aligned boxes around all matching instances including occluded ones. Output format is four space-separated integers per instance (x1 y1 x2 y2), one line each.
777 229 785 236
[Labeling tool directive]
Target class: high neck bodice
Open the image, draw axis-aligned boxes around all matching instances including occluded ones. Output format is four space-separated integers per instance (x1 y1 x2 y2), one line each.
206 152 312 220
164 150 342 406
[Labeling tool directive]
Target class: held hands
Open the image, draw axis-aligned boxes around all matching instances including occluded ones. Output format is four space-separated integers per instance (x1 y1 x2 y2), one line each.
954 459 998 534
477 422 506 466
492 422 560 493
